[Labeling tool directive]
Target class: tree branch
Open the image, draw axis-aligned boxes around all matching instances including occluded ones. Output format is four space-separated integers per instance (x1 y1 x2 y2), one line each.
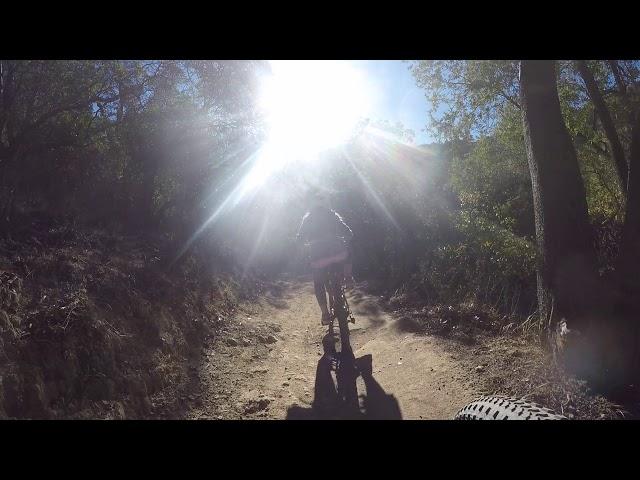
576 60 628 194
497 90 521 110
608 60 627 95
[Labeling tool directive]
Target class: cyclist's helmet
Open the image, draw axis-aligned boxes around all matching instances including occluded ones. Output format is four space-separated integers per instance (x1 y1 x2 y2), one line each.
307 190 330 210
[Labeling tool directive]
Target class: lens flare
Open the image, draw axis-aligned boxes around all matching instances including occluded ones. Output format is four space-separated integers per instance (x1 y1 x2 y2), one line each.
248 60 373 188
172 61 432 266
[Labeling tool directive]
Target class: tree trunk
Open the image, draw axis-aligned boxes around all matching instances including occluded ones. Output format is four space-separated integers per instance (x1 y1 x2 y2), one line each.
520 61 601 370
0 146 21 235
615 109 640 377
117 80 124 123
617 110 640 299
576 60 628 194
607 60 627 95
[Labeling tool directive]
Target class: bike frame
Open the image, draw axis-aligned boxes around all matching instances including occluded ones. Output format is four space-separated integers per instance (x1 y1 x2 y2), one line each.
303 238 360 413
324 262 354 354
322 262 359 412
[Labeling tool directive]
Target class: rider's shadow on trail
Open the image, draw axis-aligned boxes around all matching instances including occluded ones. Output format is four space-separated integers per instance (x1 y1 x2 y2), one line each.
285 354 403 420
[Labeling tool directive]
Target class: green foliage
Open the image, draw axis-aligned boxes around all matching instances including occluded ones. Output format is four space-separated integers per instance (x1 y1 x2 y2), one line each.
410 60 634 227
450 108 533 237
406 60 637 313
0 60 267 248
418 210 537 309
365 118 416 144
409 60 640 281
4 59 640 320
406 127 536 312
409 60 520 141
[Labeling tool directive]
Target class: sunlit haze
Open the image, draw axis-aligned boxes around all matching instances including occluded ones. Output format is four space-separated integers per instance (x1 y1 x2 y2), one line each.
260 60 373 158
177 60 433 261
244 61 374 190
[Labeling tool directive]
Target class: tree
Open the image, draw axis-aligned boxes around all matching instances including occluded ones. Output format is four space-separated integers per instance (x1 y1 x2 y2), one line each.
575 61 628 194
571 60 640 316
617 108 640 306
365 118 416 144
410 61 628 213
519 61 599 343
0 61 121 228
0 59 268 263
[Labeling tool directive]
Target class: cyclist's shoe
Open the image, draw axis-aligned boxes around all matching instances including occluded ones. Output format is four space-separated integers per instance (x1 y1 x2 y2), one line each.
321 311 331 326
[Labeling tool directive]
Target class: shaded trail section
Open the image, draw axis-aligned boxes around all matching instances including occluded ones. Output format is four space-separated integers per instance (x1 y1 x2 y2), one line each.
188 278 479 420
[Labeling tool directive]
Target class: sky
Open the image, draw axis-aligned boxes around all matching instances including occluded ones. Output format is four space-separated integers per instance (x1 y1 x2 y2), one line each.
353 60 433 145
261 60 435 149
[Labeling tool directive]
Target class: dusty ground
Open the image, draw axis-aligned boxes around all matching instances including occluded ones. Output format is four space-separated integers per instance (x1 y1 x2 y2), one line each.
3 218 628 420
176 276 634 420
186 277 481 420
383 295 635 420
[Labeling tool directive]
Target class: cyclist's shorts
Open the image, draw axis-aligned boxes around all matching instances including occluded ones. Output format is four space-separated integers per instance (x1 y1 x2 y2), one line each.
309 237 349 269
310 249 348 269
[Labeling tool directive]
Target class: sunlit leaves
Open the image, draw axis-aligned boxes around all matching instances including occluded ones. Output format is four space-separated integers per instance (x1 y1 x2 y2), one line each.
409 60 520 142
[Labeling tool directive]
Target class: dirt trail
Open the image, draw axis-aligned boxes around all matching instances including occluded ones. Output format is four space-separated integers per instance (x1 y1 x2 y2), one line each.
187 278 480 420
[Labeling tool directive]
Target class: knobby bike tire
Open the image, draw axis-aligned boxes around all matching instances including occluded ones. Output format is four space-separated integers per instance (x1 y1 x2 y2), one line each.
454 396 567 420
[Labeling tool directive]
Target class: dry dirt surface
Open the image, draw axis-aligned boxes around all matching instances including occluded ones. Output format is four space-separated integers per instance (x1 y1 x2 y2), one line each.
186 278 481 420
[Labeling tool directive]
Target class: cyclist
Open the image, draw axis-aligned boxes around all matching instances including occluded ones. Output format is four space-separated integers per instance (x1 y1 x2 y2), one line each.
297 191 354 325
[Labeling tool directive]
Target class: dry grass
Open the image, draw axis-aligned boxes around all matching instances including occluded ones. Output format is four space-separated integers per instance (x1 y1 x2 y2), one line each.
386 292 634 420
452 334 630 419
0 217 256 419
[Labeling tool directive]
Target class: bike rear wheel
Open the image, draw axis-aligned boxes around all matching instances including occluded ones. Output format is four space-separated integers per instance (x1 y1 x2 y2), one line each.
325 265 359 412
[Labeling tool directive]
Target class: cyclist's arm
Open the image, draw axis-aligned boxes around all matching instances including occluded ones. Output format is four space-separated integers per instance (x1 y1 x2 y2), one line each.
334 212 353 242
296 212 310 244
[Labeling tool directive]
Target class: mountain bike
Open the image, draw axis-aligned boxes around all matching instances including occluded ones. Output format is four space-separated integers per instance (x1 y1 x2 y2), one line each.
304 236 360 414
321 260 360 414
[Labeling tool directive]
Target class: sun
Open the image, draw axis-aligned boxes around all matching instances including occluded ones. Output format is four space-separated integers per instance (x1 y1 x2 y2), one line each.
258 60 372 164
